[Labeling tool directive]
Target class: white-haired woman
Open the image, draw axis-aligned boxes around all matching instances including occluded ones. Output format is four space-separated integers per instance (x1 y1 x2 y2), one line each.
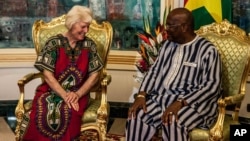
21 5 103 140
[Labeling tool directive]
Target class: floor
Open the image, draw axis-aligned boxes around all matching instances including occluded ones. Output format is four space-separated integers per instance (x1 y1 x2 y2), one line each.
108 118 127 136
0 117 16 141
0 100 129 141
0 117 127 141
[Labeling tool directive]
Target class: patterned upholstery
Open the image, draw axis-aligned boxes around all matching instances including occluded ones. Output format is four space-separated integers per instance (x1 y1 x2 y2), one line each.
190 20 250 141
15 15 113 141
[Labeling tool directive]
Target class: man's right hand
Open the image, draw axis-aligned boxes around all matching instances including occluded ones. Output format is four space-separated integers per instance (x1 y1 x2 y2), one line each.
128 93 147 119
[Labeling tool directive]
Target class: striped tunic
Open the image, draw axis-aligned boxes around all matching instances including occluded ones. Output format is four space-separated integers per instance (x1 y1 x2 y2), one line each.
126 35 222 141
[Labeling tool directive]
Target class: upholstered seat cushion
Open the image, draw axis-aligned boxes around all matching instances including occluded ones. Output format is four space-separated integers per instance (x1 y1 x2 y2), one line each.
81 98 110 124
23 98 110 124
190 114 240 141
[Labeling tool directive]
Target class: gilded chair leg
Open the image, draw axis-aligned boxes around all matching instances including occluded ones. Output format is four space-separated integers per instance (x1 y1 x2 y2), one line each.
14 111 24 141
15 102 25 141
97 119 107 141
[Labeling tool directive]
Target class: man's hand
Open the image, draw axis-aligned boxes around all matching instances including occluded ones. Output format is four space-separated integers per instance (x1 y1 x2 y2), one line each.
128 94 147 119
161 101 183 125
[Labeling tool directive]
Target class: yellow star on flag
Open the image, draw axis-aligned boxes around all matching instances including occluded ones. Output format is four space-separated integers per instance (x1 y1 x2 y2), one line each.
185 0 222 22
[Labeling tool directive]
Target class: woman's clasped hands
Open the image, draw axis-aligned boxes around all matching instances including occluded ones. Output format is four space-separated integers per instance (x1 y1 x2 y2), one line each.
65 91 80 111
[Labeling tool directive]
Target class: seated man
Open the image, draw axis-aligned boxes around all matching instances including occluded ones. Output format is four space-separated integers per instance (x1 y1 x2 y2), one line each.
125 8 222 141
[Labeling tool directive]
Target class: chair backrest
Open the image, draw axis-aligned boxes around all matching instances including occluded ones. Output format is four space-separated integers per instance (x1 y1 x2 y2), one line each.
32 15 113 91
196 20 250 115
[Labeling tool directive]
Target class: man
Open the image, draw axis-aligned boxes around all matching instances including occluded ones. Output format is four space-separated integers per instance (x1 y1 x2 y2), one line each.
125 8 222 141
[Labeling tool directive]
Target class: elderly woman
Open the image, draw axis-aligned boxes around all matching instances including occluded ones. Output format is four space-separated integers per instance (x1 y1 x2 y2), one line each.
21 5 103 140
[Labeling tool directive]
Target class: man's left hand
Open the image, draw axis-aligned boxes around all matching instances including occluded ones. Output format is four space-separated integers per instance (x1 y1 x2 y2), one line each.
161 101 183 125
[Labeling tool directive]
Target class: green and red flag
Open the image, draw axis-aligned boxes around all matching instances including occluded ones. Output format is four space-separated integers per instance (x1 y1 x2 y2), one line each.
181 0 232 30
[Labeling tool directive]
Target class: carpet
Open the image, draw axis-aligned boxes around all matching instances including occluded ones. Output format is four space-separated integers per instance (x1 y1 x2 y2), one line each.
78 130 125 141
77 118 162 141
78 130 162 141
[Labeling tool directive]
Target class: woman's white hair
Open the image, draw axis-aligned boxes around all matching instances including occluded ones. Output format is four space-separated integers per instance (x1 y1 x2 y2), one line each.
65 5 93 29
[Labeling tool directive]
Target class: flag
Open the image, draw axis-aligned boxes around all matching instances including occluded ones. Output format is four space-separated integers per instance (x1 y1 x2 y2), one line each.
182 0 232 30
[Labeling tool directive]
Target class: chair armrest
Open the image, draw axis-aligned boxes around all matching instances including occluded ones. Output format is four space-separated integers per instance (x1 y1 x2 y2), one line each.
98 74 111 113
100 74 111 104
15 72 43 140
15 72 43 114
209 93 245 141
101 74 111 87
93 74 111 138
209 98 226 141
224 93 245 105
17 72 44 93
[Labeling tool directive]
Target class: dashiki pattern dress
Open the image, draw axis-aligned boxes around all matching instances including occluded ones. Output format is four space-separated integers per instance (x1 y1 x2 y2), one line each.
21 34 103 141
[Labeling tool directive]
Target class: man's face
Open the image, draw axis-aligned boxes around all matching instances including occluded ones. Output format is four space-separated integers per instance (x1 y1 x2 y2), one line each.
165 15 186 43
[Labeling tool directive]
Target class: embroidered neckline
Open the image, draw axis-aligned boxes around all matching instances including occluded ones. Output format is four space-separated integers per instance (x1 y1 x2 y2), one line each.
58 34 82 62
180 35 199 46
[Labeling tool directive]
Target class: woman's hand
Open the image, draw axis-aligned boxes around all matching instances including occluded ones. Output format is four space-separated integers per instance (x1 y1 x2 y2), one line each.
70 102 79 112
128 94 147 119
66 91 79 103
65 91 80 111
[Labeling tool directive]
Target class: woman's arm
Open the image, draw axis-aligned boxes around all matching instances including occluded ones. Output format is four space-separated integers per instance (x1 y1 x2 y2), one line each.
75 71 100 98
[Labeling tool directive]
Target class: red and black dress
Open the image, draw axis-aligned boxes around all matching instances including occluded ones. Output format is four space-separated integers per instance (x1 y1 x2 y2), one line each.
21 34 103 141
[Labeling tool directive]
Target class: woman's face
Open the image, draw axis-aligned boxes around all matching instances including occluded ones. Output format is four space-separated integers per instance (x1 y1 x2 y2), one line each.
70 22 90 41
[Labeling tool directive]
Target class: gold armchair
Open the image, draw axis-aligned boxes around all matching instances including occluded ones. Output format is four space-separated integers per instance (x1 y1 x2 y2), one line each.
190 20 250 141
14 15 113 141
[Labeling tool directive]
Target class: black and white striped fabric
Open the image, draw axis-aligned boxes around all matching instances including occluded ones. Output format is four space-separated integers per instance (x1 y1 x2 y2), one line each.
126 35 222 141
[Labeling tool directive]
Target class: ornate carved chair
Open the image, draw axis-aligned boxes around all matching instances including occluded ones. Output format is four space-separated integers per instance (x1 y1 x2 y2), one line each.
14 15 113 141
190 20 250 141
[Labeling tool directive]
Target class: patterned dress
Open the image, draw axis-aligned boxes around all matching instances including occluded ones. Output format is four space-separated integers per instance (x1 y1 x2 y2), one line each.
21 34 103 141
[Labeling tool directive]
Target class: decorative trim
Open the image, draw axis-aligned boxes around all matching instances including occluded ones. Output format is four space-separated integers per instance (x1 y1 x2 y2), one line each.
0 48 36 63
